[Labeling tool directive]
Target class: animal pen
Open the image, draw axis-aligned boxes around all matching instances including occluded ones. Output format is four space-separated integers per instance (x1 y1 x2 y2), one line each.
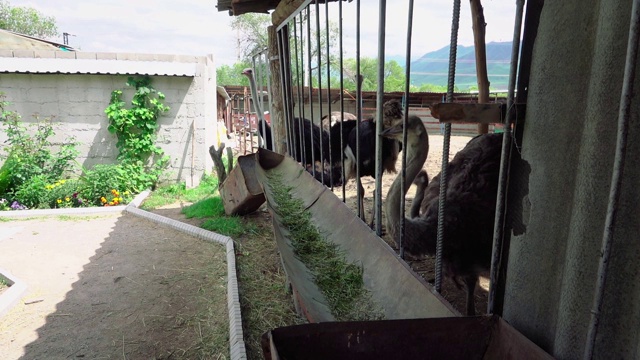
218 0 640 358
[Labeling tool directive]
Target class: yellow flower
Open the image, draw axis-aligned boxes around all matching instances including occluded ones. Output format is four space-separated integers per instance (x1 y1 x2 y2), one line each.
123 191 130 196
65 197 71 202
56 199 62 204
100 197 107 203
60 180 66 184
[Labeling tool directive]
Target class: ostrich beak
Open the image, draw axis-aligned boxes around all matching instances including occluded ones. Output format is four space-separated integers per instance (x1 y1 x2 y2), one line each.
381 124 403 139
241 68 252 76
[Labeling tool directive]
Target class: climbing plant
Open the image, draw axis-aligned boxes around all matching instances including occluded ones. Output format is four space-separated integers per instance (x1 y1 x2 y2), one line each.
104 76 170 189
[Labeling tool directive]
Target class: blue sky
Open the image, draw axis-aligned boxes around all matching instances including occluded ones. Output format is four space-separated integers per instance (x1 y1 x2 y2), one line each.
9 0 516 67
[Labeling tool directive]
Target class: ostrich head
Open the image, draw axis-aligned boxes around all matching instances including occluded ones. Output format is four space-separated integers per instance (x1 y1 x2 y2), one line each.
241 68 253 77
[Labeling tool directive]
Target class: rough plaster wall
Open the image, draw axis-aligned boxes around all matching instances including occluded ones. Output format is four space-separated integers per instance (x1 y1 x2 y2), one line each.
503 0 640 358
0 69 214 188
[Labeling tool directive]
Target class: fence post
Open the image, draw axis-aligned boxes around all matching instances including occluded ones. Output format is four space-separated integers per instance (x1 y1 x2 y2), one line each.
268 25 287 155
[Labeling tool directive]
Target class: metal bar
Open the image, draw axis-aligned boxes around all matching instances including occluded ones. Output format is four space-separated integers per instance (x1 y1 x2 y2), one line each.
488 0 525 315
265 51 275 149
307 6 316 172
326 0 333 190
584 0 640 357
339 0 346 202
292 18 302 160
374 0 387 235
436 0 461 294
400 0 415 259
252 54 264 150
276 0 314 32
315 0 325 182
356 0 362 220
299 13 307 165
284 24 298 161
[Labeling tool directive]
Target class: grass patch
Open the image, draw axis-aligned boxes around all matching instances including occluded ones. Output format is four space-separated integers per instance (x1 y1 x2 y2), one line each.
140 173 220 211
233 218 303 359
182 197 224 219
267 171 384 321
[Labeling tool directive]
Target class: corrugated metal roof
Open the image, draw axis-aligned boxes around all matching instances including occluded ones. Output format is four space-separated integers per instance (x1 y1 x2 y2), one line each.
1 57 196 76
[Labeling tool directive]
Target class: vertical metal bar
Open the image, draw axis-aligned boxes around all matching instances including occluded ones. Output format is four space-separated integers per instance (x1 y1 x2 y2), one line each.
584 0 640 358
315 0 325 181
374 0 387 235
299 13 307 166
307 6 316 171
356 0 362 220
251 55 263 150
294 15 304 161
339 0 346 202
436 0 461 294
488 0 525 315
400 0 415 259
264 51 275 149
284 24 298 161
326 0 333 190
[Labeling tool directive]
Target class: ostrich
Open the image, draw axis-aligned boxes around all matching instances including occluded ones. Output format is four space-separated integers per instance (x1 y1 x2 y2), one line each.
242 68 329 167
409 169 429 219
321 111 357 132
316 99 404 225
382 115 502 316
241 68 273 151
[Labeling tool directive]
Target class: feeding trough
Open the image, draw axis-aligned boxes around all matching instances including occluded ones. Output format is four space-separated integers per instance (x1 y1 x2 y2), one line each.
261 315 554 360
254 148 456 321
219 153 265 215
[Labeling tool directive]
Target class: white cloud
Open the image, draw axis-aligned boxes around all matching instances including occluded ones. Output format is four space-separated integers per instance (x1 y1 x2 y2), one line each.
8 0 516 67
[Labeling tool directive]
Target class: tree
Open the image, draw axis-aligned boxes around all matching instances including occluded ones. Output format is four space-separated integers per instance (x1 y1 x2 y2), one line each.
340 58 407 92
0 0 58 39
231 13 271 61
216 61 251 86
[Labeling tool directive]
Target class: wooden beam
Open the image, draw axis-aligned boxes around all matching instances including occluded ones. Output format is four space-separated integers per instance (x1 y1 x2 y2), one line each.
268 25 287 154
470 0 491 134
272 0 308 27
430 103 526 124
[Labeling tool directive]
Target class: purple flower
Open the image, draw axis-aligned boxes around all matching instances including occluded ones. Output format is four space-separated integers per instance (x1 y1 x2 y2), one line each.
10 201 27 210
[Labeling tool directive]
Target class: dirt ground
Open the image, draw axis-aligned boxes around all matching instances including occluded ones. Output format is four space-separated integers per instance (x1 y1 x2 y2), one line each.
0 210 230 359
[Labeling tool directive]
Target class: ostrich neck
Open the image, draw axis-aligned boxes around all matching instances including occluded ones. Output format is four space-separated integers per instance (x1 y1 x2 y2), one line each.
384 131 432 253
246 74 264 121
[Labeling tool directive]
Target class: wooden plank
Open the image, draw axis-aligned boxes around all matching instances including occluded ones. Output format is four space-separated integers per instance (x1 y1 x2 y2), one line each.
430 103 503 124
430 103 526 124
272 0 308 27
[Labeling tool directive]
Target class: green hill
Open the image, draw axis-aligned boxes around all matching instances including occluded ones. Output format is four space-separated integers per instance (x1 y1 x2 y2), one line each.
407 41 512 91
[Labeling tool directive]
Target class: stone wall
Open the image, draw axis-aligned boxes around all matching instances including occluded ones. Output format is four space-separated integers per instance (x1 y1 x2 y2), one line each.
0 51 218 188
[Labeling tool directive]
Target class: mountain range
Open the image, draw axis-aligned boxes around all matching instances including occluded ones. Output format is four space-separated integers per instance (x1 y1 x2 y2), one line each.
390 41 513 90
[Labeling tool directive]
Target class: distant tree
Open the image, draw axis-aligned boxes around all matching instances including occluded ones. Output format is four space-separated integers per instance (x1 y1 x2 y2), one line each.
216 61 251 86
339 57 407 92
231 13 271 61
0 0 58 39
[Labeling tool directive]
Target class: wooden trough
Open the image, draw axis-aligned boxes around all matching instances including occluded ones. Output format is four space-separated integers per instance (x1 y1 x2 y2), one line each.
219 153 265 216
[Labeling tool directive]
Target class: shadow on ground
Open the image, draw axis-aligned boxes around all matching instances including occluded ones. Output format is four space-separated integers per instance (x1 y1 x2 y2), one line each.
0 212 229 359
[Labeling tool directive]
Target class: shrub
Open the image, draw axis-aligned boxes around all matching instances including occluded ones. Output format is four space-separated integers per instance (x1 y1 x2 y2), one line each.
13 174 49 208
79 164 136 206
43 179 87 208
0 97 79 195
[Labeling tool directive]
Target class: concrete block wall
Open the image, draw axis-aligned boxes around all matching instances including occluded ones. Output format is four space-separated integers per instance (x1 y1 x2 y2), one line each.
0 52 217 188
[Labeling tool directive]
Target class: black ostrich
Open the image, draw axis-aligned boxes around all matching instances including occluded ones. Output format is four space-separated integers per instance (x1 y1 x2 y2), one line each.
242 68 329 167
383 114 502 316
316 99 404 224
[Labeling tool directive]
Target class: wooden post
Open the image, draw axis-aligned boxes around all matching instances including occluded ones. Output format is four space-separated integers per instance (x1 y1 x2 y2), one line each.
470 0 490 134
268 25 287 154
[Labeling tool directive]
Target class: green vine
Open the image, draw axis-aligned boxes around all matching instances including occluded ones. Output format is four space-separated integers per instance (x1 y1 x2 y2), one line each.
104 76 170 188
105 76 169 163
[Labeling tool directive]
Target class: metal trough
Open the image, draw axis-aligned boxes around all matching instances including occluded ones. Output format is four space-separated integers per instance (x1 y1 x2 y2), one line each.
261 315 553 360
254 148 457 322
219 153 265 215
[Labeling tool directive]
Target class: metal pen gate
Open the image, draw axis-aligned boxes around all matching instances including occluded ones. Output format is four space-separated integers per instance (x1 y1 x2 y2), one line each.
264 0 523 318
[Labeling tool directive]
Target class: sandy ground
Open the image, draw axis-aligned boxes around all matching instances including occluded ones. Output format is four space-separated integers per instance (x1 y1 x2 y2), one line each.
0 211 229 359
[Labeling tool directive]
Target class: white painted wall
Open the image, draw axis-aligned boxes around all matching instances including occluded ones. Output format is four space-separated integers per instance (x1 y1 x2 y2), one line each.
0 52 218 188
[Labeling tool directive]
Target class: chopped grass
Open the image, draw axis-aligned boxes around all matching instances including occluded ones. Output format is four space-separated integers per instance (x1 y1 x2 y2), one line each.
267 171 384 321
